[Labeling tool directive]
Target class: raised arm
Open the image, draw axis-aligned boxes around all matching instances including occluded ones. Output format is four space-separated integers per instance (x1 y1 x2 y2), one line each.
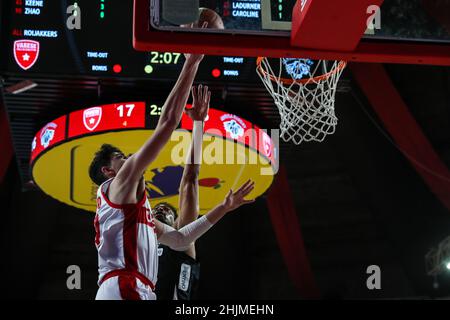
156 180 255 251
114 54 204 187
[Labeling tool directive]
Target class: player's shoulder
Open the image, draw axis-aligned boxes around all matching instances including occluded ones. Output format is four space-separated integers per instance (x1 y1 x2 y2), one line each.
96 178 115 209
97 178 114 196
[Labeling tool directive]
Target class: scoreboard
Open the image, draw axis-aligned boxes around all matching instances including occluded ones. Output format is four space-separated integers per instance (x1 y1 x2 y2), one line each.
0 0 259 82
29 101 277 212
30 102 276 164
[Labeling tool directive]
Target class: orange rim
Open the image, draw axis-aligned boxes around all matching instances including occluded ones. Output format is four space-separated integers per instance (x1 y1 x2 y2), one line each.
256 57 347 85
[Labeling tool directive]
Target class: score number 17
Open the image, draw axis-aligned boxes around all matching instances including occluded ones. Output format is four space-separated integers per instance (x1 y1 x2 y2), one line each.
117 104 135 117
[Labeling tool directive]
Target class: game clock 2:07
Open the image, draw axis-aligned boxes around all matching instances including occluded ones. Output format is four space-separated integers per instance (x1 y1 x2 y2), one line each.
150 104 162 116
150 52 182 65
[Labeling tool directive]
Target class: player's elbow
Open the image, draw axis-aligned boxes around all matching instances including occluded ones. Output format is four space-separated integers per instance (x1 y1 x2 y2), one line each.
160 229 192 251
169 234 192 251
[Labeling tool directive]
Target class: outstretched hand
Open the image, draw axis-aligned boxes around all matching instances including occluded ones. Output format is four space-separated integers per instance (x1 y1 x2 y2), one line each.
222 180 256 212
186 84 211 121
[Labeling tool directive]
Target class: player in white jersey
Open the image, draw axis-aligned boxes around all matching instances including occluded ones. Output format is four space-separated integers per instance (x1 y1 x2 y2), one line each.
89 50 255 300
94 178 159 300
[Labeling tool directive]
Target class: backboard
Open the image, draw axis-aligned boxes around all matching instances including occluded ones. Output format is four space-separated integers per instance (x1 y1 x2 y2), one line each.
151 0 450 42
134 0 450 66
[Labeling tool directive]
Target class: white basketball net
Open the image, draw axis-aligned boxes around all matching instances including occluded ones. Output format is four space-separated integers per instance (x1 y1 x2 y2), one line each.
257 58 346 145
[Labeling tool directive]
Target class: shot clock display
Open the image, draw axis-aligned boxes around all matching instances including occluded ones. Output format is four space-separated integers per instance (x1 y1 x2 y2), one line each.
1 0 259 82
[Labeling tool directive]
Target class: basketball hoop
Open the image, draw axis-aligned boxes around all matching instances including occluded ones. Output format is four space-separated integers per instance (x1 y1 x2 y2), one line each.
256 57 347 145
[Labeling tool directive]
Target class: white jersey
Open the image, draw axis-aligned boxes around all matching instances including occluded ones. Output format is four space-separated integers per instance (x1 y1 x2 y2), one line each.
94 178 159 298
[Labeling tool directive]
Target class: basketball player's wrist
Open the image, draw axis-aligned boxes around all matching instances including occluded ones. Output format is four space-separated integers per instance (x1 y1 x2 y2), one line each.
193 121 204 133
218 202 233 214
205 204 229 225
184 56 202 67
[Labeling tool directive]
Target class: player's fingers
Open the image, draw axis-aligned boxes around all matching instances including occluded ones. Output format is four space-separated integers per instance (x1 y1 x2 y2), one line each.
241 185 255 198
243 179 254 189
240 186 255 199
203 92 211 118
202 108 210 121
191 86 198 102
240 179 253 191
201 21 208 29
234 184 247 196
203 85 209 103
235 179 253 194
240 182 255 197
242 181 255 193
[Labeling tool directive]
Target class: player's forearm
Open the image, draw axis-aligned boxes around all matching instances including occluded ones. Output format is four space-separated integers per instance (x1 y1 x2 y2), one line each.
179 164 199 203
182 121 203 182
182 120 204 180
157 203 229 251
184 142 201 176
181 165 200 184
177 120 203 228
158 60 200 128
203 203 229 225
177 178 199 229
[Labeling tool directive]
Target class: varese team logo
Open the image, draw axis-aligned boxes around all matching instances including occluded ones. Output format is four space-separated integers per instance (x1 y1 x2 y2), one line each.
14 40 40 70
83 107 103 131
